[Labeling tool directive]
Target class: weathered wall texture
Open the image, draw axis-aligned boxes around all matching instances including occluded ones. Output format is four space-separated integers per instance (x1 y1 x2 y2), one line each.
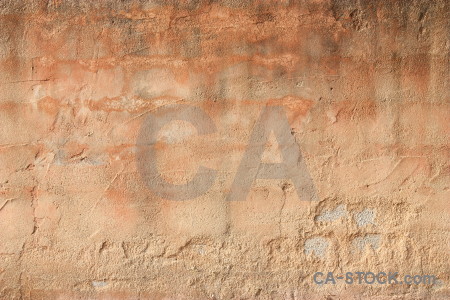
0 0 449 299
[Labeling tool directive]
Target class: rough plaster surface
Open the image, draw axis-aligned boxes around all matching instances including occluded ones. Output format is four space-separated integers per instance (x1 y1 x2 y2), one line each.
0 0 449 299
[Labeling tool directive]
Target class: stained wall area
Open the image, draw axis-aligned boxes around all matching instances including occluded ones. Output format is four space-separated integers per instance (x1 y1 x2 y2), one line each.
0 0 449 299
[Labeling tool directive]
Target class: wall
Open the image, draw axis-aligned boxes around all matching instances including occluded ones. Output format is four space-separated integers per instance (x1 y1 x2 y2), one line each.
0 0 448 299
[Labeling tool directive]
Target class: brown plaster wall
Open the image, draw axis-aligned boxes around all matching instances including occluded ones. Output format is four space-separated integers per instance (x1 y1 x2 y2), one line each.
0 0 448 299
